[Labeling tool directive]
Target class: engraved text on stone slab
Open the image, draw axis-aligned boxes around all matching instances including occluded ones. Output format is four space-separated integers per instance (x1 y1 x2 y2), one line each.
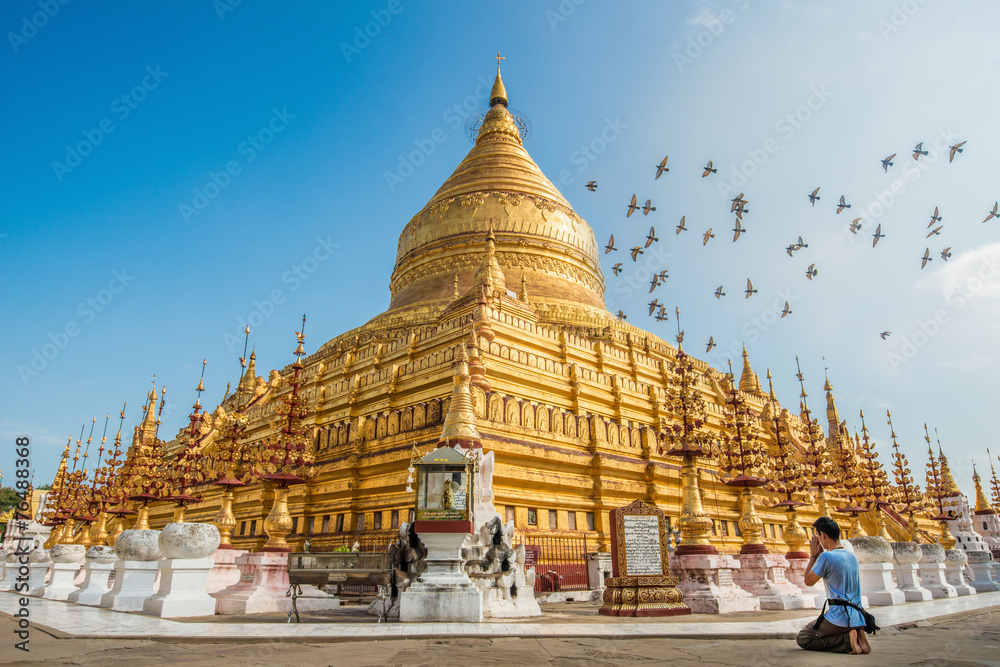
623 514 662 576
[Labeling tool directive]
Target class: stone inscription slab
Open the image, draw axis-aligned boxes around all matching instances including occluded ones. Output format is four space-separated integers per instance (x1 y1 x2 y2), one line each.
623 514 663 576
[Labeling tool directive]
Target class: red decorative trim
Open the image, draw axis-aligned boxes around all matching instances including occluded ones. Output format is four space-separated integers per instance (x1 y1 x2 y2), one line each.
674 544 719 557
261 546 292 553
217 544 234 550
414 520 474 534
785 551 810 560
739 543 769 555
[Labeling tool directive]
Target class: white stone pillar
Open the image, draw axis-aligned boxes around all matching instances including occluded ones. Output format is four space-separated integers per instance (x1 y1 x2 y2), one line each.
67 546 117 606
944 549 977 596
890 542 932 602
733 552 807 610
918 543 957 598
205 547 247 595
400 532 484 622
0 552 21 591
673 553 760 614
849 537 905 606
785 555 823 598
142 523 222 618
214 551 338 615
38 544 86 601
966 551 1000 592
99 529 163 612
24 550 52 596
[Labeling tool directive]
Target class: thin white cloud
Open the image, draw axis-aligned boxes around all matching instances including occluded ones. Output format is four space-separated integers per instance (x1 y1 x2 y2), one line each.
915 241 1000 304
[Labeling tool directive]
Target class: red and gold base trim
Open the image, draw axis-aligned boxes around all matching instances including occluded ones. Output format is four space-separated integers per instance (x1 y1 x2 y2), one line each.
598 575 691 617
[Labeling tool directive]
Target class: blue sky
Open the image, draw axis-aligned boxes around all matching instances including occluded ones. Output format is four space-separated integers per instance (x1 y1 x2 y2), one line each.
2 1 998 503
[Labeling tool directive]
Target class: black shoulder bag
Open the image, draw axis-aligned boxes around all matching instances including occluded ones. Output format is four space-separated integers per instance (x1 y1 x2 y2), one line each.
812 598 879 635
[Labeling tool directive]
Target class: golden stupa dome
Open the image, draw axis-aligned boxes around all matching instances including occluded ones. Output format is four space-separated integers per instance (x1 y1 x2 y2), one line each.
385 66 606 322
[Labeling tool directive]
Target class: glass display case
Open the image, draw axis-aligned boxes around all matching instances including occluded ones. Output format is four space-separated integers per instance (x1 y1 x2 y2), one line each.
414 446 473 522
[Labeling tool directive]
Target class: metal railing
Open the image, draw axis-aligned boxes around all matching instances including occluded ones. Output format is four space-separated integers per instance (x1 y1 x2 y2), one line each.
518 534 591 592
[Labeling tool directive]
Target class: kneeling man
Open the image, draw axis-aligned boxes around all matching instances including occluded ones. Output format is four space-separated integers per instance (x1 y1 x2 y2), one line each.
796 517 871 655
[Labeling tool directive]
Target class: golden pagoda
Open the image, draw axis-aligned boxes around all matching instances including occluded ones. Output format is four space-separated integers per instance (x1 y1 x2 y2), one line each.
138 63 938 554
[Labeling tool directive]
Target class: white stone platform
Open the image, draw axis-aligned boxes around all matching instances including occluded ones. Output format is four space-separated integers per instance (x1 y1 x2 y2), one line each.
1 590 998 641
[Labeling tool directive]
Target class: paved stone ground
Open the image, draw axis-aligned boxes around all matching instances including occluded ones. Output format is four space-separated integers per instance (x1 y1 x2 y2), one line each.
2 608 998 666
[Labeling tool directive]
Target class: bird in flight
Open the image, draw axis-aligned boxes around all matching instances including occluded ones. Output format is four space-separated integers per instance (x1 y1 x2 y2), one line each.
648 299 661 316
881 154 896 172
872 224 885 247
676 216 688 234
912 142 929 160
649 273 662 293
630 246 644 261
702 161 717 177
920 248 932 269
617 310 627 321
837 195 851 214
850 218 862 234
732 220 746 242
655 156 669 179
786 244 797 257
926 226 943 238
655 305 668 322
929 206 942 227
643 199 656 216
731 193 745 212
808 187 821 206
645 226 658 247
714 286 726 299
781 301 792 318
706 336 716 353
948 141 967 163
627 194 640 217
586 180 598 192
703 228 714 245
880 331 891 340
940 247 952 261
612 263 623 276
605 234 617 254
984 202 999 223
795 236 808 250
745 279 757 298
657 269 668 281
806 264 818 280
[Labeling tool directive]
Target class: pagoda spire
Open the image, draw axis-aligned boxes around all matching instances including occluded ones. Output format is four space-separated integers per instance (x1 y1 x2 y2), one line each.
972 464 994 514
239 349 257 397
988 449 1000 508
490 51 508 108
738 345 761 394
935 429 962 498
439 343 482 449
472 229 506 296
139 382 158 443
824 371 842 438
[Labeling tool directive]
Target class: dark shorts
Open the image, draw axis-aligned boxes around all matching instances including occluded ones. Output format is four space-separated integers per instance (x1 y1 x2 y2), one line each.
796 618 863 653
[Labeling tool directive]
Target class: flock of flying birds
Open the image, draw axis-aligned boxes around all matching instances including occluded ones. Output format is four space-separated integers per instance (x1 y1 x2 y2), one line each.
592 140 995 353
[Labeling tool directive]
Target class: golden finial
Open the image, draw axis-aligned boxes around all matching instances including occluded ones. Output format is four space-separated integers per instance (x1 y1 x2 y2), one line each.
438 342 481 448
489 53 508 108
